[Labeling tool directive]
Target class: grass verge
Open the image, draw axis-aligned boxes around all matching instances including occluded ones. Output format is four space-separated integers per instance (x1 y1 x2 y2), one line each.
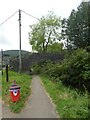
2 70 32 113
41 75 88 118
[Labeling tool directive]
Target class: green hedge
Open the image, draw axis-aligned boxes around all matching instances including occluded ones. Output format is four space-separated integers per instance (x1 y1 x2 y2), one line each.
59 49 90 91
32 49 90 92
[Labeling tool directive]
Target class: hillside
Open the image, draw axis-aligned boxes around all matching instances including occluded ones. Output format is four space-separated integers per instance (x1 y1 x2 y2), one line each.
2 50 29 57
0 50 30 66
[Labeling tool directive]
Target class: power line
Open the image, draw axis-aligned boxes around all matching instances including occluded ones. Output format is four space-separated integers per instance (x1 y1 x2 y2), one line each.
0 10 18 26
21 10 40 21
0 9 40 26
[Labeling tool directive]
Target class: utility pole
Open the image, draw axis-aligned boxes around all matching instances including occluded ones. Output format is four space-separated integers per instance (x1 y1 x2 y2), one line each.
1 49 3 75
6 64 9 82
19 9 22 74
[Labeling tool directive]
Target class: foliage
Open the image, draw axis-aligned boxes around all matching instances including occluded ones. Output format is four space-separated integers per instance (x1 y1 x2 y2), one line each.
47 42 63 53
62 2 90 49
29 11 62 53
2 71 32 113
41 76 88 118
32 49 90 92
59 49 90 91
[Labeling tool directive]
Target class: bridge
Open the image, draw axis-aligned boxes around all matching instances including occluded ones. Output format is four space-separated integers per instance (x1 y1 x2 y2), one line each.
10 53 64 72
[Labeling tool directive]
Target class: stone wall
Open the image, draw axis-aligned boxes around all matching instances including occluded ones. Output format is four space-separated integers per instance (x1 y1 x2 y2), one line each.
10 53 64 72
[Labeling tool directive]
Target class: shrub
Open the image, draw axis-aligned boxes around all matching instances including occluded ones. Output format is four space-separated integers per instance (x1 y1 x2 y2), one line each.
60 49 90 91
32 49 90 92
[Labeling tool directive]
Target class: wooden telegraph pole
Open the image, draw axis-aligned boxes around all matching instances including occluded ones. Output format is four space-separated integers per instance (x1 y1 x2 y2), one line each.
1 49 3 75
6 64 9 82
19 9 22 74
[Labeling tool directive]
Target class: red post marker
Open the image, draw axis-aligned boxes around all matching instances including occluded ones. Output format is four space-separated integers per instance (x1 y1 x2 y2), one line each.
9 80 20 102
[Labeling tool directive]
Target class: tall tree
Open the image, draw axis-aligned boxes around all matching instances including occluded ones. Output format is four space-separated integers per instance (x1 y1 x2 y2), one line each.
29 11 62 53
64 2 90 49
47 42 63 53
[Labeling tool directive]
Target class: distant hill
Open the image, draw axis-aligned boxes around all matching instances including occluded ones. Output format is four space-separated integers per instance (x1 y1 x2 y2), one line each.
0 50 30 65
2 50 29 58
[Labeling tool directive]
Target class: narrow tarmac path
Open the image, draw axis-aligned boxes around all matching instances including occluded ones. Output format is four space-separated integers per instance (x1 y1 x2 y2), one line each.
2 75 59 118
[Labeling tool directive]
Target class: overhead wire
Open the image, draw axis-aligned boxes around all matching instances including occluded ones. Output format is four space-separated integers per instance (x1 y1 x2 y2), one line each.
0 10 18 26
0 9 40 26
21 10 40 21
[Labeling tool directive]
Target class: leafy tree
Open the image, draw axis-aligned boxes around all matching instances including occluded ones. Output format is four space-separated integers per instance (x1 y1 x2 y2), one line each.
61 18 70 49
29 11 62 53
47 42 63 53
63 2 90 49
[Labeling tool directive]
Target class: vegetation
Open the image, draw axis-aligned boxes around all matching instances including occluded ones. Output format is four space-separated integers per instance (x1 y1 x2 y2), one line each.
32 48 89 118
2 70 32 113
29 11 62 53
41 76 88 118
0 72 1 98
29 2 90 52
32 49 90 92
2 1 90 117
62 2 90 49
47 42 63 53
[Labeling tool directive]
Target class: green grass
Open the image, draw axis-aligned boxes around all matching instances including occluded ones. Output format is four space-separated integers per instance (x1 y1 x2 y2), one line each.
0 72 2 101
2 70 32 113
41 75 88 118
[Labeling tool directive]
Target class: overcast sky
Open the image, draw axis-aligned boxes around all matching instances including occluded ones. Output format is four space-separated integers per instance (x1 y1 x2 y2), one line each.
0 0 82 52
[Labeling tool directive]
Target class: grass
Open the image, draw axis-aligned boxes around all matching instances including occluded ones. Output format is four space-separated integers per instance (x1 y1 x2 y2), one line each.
41 75 88 118
0 72 2 102
2 70 32 113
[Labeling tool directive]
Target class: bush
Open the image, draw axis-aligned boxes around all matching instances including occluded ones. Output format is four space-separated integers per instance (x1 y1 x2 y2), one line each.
32 49 90 92
60 49 90 91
